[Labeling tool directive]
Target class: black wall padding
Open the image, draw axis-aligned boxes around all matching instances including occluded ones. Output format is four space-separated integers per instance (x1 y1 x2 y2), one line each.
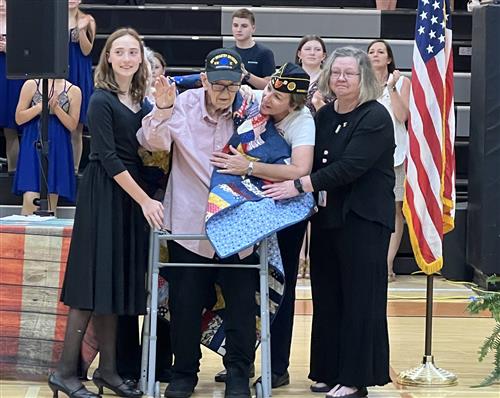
84 0 374 6
395 203 470 279
467 4 500 276
380 11 471 41
442 203 471 281
90 7 221 35
6 0 68 78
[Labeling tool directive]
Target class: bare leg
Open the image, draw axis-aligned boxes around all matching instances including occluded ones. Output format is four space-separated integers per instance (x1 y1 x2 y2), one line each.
387 201 404 281
48 193 59 216
376 0 397 10
4 128 19 173
55 308 93 391
22 192 59 215
72 123 83 174
22 191 39 215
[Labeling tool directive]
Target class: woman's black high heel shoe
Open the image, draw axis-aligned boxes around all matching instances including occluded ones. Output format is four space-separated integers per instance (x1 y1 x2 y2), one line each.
92 370 142 397
48 372 101 398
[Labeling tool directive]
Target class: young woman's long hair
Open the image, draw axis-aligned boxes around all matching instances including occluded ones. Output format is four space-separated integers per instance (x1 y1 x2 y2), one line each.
94 28 149 104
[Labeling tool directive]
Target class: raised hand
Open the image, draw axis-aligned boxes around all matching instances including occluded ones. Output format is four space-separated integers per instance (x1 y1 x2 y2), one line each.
311 90 326 112
153 75 176 109
239 84 254 103
77 14 91 31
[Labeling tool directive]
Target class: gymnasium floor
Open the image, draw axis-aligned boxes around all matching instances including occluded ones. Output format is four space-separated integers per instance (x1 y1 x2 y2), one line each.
1 275 498 398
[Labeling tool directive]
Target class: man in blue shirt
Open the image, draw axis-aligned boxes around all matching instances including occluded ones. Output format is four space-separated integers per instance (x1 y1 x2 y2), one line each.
231 8 276 89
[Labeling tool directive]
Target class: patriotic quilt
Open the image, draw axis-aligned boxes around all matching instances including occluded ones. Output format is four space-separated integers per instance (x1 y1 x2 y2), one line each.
199 93 315 354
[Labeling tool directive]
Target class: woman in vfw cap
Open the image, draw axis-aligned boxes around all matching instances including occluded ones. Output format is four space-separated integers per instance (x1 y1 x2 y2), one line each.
211 62 315 389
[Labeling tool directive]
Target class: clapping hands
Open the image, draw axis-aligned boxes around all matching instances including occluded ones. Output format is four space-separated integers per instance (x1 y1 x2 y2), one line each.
387 70 401 90
48 91 61 113
77 14 92 31
311 90 326 112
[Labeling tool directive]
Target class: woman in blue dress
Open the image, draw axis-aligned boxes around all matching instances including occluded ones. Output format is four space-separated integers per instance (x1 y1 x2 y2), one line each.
0 0 24 174
13 79 81 214
68 0 95 173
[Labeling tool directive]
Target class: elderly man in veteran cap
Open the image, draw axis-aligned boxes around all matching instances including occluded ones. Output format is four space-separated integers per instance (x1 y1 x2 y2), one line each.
211 62 315 389
137 48 258 398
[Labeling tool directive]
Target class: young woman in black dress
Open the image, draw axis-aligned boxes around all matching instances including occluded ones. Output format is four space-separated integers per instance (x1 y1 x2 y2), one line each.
48 28 164 398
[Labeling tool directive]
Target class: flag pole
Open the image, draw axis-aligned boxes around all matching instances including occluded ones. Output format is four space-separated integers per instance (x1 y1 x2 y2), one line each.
397 274 458 386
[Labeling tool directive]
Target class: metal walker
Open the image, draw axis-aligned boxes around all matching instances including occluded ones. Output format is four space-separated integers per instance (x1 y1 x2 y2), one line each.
140 230 272 398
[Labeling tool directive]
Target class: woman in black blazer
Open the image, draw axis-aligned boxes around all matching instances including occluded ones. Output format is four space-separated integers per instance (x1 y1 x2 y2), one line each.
264 47 395 398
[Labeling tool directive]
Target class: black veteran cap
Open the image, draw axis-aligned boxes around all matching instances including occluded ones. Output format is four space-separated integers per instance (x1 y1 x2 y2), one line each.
270 63 310 95
205 48 243 82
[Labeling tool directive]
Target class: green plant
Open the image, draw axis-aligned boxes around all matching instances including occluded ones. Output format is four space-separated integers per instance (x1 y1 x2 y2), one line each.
467 275 500 387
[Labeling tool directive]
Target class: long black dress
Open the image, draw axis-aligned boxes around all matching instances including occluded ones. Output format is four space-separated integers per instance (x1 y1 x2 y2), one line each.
308 100 395 387
61 89 152 315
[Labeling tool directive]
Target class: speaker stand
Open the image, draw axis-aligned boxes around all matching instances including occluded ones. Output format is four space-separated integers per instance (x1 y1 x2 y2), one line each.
34 79 54 217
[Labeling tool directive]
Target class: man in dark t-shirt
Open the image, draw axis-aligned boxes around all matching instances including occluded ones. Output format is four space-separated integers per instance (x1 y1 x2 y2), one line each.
231 8 276 89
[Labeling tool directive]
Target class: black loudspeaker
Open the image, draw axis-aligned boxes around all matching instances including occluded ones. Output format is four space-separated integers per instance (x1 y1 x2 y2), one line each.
466 4 500 289
6 0 68 79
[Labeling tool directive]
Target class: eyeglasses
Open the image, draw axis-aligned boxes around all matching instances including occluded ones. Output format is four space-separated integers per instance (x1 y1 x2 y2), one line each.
210 83 241 92
330 70 360 80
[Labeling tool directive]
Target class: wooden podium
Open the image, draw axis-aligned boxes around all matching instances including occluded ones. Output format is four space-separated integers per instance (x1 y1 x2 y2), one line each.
0 218 73 380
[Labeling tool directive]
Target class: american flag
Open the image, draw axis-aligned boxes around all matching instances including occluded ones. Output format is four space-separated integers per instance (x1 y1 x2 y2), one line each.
403 0 456 274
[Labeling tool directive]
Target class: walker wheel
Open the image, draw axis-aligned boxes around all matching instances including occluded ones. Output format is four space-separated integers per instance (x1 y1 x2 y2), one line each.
154 381 161 398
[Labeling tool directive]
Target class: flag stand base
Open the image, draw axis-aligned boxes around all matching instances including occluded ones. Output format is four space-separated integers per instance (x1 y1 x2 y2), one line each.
397 355 458 386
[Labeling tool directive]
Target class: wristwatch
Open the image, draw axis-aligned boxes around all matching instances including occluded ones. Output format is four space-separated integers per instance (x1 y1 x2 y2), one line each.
242 71 251 84
246 161 254 177
294 178 304 194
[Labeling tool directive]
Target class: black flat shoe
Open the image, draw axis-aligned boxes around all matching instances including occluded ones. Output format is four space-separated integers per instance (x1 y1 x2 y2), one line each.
215 363 255 382
224 390 251 398
325 386 368 398
164 377 197 398
225 374 251 398
92 370 142 397
253 370 290 389
48 372 101 398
